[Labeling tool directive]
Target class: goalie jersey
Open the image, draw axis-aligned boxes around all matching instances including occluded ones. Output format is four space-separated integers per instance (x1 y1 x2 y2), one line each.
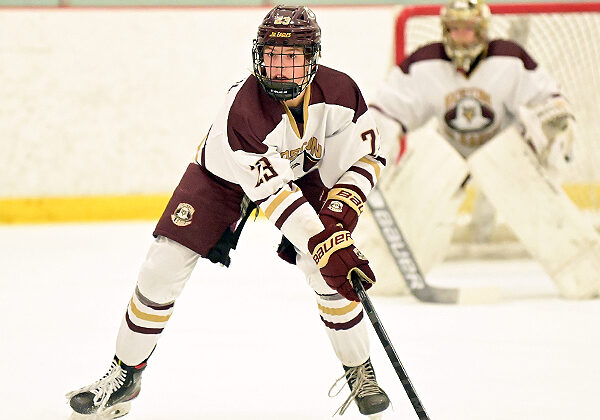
372 40 563 157
195 65 385 254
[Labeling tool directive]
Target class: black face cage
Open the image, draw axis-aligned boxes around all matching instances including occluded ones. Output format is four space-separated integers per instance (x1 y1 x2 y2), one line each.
252 40 320 102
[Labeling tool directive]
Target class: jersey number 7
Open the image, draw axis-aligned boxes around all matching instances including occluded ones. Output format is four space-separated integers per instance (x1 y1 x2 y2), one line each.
361 129 376 155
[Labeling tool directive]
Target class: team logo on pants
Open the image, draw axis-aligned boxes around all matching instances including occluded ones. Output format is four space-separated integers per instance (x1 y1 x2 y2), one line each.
171 203 194 226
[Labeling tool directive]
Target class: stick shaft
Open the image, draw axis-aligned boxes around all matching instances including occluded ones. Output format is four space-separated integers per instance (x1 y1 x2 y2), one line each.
352 275 430 420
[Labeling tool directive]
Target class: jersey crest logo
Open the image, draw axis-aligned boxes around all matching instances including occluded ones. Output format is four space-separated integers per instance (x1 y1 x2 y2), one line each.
280 136 322 173
444 88 496 146
171 203 195 227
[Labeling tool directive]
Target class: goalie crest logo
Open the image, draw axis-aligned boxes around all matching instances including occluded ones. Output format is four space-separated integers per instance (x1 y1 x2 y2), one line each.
444 88 497 146
171 203 194 227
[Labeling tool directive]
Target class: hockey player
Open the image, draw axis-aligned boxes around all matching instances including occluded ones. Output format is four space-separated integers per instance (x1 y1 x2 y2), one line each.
66 5 390 419
364 0 600 299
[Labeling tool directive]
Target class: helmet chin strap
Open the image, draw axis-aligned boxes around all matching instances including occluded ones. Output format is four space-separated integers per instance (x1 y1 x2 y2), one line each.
260 80 303 101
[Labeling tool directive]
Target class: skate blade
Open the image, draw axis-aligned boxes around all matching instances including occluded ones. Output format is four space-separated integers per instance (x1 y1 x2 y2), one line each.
69 402 131 420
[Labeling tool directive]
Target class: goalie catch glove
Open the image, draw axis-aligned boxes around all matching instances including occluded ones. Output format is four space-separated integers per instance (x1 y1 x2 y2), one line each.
519 96 575 169
318 184 366 233
308 223 375 301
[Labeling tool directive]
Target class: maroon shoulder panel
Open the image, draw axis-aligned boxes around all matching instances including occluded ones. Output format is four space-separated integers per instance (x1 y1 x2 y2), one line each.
486 39 538 70
310 65 368 123
399 42 450 74
227 76 284 154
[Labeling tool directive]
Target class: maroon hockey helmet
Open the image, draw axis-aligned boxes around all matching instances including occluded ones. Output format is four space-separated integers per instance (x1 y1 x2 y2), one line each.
252 5 321 101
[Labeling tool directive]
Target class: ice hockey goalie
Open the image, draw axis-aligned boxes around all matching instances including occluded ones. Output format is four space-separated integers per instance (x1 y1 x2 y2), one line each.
359 0 600 299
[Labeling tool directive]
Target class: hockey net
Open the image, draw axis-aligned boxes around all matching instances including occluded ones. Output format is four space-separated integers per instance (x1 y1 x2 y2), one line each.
395 2 600 259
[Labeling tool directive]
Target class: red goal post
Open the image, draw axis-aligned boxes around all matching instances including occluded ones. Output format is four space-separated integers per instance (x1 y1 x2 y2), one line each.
395 2 600 64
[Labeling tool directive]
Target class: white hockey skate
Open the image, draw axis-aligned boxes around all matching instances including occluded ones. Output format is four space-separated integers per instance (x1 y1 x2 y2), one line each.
329 358 390 418
66 356 146 419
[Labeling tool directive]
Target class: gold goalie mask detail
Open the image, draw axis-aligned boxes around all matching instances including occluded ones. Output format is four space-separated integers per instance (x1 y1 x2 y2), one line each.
441 0 491 72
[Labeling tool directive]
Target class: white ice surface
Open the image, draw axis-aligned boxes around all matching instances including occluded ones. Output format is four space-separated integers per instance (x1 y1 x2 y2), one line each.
1 219 599 420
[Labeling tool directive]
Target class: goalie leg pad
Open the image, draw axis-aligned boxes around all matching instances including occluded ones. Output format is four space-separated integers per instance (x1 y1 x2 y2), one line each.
468 125 600 299
355 125 469 295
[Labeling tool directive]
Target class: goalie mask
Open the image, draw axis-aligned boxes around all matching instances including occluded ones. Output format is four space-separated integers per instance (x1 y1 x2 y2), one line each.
252 5 321 101
441 0 490 72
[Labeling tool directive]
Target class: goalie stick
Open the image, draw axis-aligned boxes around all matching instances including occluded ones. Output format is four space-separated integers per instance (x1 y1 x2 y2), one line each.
350 272 430 420
366 187 499 304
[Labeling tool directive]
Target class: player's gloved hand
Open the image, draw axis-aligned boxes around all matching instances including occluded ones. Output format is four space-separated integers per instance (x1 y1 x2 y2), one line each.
318 184 366 233
308 223 375 301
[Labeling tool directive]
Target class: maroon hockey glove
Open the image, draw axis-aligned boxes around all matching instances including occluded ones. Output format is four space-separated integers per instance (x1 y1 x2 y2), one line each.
318 185 366 233
308 224 375 302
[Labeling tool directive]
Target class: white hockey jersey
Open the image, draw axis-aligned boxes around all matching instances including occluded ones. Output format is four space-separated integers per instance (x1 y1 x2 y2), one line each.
197 65 385 253
371 40 563 157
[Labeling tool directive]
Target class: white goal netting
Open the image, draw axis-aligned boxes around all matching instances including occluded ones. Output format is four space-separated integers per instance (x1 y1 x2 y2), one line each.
395 2 600 259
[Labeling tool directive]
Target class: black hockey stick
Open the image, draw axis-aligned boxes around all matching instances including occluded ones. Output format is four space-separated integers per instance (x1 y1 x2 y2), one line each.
367 187 498 304
350 271 430 420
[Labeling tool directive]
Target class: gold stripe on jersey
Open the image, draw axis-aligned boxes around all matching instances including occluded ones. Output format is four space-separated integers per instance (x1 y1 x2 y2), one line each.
359 156 382 180
129 298 172 323
318 301 359 316
264 189 293 219
282 85 311 139
194 133 208 163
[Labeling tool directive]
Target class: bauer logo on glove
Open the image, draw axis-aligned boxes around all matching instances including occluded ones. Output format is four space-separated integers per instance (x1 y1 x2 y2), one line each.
308 224 376 302
312 230 353 267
